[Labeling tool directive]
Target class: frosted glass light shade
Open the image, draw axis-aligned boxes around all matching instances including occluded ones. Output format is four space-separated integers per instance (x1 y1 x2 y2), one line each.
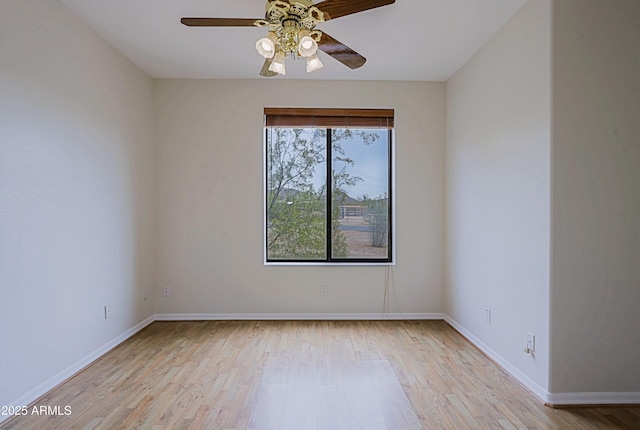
256 32 277 58
269 52 286 75
297 30 318 57
306 54 323 73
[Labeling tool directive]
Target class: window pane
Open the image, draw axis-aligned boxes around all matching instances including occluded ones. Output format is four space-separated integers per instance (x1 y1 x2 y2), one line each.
266 128 327 260
330 129 390 259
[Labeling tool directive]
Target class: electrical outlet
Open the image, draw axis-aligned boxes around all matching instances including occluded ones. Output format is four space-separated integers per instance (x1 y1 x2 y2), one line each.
484 308 491 324
163 286 170 297
525 332 536 354
320 285 328 296
104 305 111 320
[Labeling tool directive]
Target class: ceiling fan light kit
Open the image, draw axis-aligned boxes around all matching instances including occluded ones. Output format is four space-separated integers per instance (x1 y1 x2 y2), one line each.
181 0 396 77
297 30 319 57
306 53 324 73
254 0 324 75
269 51 288 75
255 31 278 58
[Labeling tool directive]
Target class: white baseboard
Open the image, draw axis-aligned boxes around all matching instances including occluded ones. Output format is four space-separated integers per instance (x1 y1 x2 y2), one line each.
0 315 155 425
154 312 445 321
443 315 552 403
443 315 640 406
546 391 640 407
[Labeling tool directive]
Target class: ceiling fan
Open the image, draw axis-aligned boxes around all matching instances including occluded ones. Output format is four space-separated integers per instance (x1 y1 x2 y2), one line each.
181 0 396 77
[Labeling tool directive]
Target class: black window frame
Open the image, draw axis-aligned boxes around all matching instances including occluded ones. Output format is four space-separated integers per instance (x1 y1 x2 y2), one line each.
264 108 394 265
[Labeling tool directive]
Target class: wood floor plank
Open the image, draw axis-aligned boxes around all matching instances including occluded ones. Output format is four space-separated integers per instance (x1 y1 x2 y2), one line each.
2 320 639 429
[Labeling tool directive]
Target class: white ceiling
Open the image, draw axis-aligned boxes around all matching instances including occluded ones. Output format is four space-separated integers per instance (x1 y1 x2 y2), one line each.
59 0 527 81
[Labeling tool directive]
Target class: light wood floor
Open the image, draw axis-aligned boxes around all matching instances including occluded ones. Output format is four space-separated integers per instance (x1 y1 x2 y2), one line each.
2 321 639 429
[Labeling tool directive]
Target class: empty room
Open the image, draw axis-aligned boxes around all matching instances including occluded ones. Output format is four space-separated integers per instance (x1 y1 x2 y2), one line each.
1 0 639 428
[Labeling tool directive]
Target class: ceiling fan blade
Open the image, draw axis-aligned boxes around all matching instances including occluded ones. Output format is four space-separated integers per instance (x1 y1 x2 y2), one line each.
260 57 278 77
318 32 366 69
180 18 260 27
314 0 395 20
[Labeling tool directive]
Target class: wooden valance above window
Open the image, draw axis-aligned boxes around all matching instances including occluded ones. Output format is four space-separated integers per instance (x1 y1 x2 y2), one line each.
264 107 394 128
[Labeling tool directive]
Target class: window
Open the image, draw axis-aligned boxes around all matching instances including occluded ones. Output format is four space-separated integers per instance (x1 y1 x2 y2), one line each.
264 108 394 264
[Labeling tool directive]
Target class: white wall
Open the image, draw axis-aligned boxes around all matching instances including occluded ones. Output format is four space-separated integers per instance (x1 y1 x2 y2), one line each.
154 80 445 317
0 0 155 410
550 0 640 398
445 0 551 396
